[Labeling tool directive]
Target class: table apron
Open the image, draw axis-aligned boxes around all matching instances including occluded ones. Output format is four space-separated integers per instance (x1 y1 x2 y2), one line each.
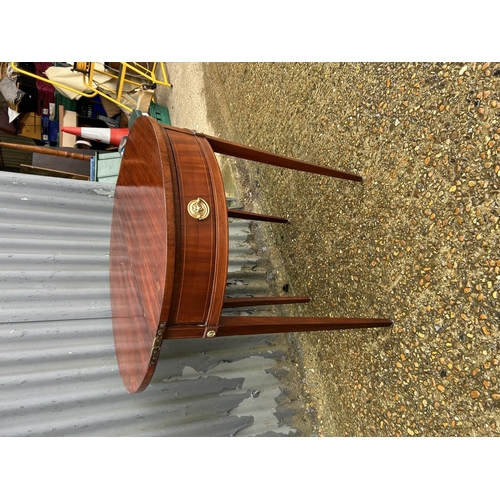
164 128 228 330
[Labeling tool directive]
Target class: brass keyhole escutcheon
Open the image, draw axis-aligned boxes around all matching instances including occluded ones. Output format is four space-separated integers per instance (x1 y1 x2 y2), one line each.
187 198 210 220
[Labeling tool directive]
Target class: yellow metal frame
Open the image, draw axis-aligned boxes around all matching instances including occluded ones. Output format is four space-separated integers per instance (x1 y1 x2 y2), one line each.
10 62 98 99
10 62 172 113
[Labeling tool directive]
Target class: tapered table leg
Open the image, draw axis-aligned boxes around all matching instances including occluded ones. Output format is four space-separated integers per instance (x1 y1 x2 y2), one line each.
223 296 311 308
228 209 288 223
216 316 393 336
200 134 363 182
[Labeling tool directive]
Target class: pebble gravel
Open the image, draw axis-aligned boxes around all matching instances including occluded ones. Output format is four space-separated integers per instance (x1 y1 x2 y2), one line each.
200 62 500 436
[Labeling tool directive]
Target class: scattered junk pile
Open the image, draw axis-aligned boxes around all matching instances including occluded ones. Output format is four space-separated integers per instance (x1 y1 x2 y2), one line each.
0 62 171 183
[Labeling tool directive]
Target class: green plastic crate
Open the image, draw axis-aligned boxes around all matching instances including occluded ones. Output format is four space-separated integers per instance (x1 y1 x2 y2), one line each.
128 103 172 129
148 102 171 125
55 90 77 121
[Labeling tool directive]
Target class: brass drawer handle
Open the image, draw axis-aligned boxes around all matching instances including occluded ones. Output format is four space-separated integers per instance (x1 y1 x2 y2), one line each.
187 197 210 220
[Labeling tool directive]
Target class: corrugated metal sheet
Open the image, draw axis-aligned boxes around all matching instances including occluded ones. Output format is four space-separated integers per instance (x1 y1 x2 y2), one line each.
0 170 302 436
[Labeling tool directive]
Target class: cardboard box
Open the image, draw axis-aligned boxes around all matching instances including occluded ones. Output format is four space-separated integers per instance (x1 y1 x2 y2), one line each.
59 106 77 148
17 112 41 140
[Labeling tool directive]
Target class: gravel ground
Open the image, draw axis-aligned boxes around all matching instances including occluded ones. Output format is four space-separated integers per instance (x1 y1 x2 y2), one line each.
164 62 500 437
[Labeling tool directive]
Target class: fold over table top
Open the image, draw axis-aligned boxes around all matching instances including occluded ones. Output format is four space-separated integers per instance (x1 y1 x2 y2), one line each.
109 117 177 393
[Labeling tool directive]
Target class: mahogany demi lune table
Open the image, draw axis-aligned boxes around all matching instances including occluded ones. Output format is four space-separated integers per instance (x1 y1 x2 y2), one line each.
110 116 392 393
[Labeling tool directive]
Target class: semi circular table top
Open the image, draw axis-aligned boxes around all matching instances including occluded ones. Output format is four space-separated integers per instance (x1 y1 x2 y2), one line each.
109 117 177 393
109 117 392 394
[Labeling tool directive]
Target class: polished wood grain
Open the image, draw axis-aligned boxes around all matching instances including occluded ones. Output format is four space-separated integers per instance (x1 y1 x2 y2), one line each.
110 117 391 393
162 317 393 339
227 209 289 224
216 317 393 336
110 117 230 392
223 296 311 308
163 125 363 181
199 133 364 182
110 116 177 393
165 128 228 330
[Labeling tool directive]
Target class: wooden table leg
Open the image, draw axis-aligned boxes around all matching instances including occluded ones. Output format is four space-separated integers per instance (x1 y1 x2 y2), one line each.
200 134 363 182
223 296 310 308
163 316 392 339
216 316 393 336
228 209 288 223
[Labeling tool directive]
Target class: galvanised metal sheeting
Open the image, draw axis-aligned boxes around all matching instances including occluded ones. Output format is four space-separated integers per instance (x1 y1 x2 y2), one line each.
0 170 299 436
